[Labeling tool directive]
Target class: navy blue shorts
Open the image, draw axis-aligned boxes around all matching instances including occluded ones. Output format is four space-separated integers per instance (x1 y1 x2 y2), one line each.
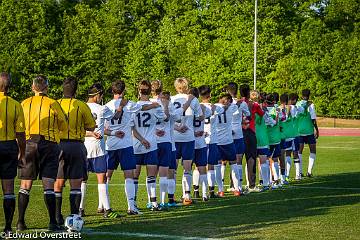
135 150 158 166
218 143 236 161
87 155 107 173
194 148 207 167
157 142 172 167
299 134 316 145
169 151 177 170
107 147 136 171
175 141 195 161
280 139 286 150
257 148 270 156
293 137 300 151
269 144 281 158
207 144 220 165
234 138 245 155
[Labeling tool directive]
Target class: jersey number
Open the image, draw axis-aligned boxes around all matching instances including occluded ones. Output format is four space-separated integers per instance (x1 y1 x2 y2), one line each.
193 117 201 127
173 102 185 116
110 112 123 125
136 112 151 127
218 111 227 124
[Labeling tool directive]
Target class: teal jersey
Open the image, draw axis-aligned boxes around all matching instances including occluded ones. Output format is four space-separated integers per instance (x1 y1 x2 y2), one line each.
266 106 281 145
255 113 269 148
296 100 315 136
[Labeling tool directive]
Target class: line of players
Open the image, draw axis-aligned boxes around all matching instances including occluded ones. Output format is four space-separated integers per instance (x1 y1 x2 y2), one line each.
0 73 319 235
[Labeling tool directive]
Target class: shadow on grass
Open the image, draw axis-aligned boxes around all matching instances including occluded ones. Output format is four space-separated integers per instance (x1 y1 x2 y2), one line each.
86 172 360 239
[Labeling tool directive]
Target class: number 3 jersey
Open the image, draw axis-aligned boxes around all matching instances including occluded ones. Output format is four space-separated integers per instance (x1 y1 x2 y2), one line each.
105 99 142 151
132 101 166 154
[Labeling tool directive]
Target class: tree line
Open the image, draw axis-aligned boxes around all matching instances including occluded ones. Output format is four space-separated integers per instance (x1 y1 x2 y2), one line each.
0 0 359 116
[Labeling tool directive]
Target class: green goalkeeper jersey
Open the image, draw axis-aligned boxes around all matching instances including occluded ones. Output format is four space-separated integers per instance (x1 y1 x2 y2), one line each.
255 113 269 148
266 106 281 145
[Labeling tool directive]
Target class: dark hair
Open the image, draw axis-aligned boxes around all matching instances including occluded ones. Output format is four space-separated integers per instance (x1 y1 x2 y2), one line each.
198 85 211 97
151 80 163 95
139 80 152 95
33 75 48 92
162 91 170 97
219 92 233 102
302 89 311 99
280 93 288 104
88 82 104 96
0 72 11 92
225 82 238 96
273 92 279 103
288 93 298 102
265 93 275 105
239 84 250 98
63 77 78 97
189 87 199 98
112 80 126 95
259 92 267 103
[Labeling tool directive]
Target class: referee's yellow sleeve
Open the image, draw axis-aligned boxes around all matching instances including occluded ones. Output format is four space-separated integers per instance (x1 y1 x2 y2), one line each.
52 101 68 132
15 102 25 133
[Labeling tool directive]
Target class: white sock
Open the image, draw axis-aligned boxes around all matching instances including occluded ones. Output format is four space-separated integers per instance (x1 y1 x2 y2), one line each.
272 162 280 181
267 160 273 184
80 182 86 210
183 172 192 199
207 170 215 187
146 176 157 206
245 163 249 187
237 164 243 190
199 174 207 198
159 177 168 204
308 153 316 174
146 177 152 203
125 178 135 211
230 164 239 190
221 164 226 183
260 163 269 187
168 178 176 195
192 169 200 188
299 153 303 174
98 183 110 210
294 158 300 178
215 164 223 192
286 156 292 177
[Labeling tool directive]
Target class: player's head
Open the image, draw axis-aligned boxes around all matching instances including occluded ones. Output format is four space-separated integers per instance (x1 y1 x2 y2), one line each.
265 93 275 106
174 77 189 94
88 82 104 104
0 72 11 93
189 87 199 98
63 77 78 98
198 85 211 100
302 89 311 100
151 80 163 96
259 92 267 104
288 93 298 104
273 92 279 103
219 93 233 106
138 80 152 96
225 82 238 97
280 93 288 104
239 84 250 98
161 91 171 101
250 90 259 102
32 75 49 94
111 80 126 96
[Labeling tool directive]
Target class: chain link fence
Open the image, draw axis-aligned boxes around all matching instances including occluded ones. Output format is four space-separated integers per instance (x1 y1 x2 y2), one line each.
317 115 360 128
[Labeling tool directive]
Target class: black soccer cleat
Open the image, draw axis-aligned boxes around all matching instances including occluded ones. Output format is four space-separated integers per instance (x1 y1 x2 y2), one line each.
79 208 86 217
56 214 64 226
16 221 27 231
202 196 209 202
193 191 201 199
306 173 313 178
48 223 63 232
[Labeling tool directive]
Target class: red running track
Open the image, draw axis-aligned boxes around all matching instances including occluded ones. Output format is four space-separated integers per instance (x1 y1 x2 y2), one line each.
320 128 360 136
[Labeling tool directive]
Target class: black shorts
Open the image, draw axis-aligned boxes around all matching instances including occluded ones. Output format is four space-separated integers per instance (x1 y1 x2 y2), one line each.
243 128 257 161
0 140 19 179
19 137 60 180
57 141 87 180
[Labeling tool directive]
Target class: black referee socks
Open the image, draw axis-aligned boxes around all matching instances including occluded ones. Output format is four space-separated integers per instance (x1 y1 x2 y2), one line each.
70 189 81 214
3 194 15 230
18 188 30 224
44 189 57 224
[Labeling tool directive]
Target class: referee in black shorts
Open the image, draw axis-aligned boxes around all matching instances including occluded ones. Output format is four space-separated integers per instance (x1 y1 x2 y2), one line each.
18 75 68 231
0 73 26 236
54 77 95 225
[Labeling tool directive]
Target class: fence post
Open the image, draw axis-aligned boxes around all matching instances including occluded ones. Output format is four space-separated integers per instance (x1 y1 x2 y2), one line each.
333 117 336 128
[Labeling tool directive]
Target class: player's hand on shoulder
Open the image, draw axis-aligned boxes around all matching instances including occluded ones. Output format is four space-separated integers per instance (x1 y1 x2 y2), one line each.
156 129 165 137
115 130 125 139
194 131 204 137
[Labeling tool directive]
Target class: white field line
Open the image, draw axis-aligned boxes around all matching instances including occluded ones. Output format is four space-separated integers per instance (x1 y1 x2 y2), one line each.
83 229 221 240
317 146 360 150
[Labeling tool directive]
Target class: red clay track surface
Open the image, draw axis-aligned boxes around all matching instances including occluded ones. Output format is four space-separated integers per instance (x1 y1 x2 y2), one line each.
320 128 360 136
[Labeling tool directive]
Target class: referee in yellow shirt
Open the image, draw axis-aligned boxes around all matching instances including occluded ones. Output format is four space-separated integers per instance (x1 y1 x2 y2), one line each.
18 75 68 231
54 77 95 225
0 72 26 235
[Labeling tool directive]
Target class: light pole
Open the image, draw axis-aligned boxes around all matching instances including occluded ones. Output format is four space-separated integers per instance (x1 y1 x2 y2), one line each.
254 0 258 90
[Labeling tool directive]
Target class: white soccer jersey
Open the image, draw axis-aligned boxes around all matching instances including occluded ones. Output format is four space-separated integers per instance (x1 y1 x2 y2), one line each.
84 103 113 158
105 99 142 151
216 103 238 145
132 101 165 154
194 105 212 149
232 98 251 139
171 94 203 142
203 103 224 145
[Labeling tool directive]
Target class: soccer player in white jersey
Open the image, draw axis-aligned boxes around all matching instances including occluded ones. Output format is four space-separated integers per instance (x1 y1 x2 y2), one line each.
171 78 204 206
198 85 224 198
132 80 166 211
104 80 158 215
81 83 120 218
225 82 250 192
215 93 244 197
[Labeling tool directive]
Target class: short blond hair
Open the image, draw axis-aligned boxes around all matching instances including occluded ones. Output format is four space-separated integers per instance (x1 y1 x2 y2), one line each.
250 90 259 102
174 77 189 93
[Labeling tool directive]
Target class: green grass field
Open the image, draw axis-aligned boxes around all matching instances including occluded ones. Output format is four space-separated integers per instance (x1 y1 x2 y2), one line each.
1 136 359 240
